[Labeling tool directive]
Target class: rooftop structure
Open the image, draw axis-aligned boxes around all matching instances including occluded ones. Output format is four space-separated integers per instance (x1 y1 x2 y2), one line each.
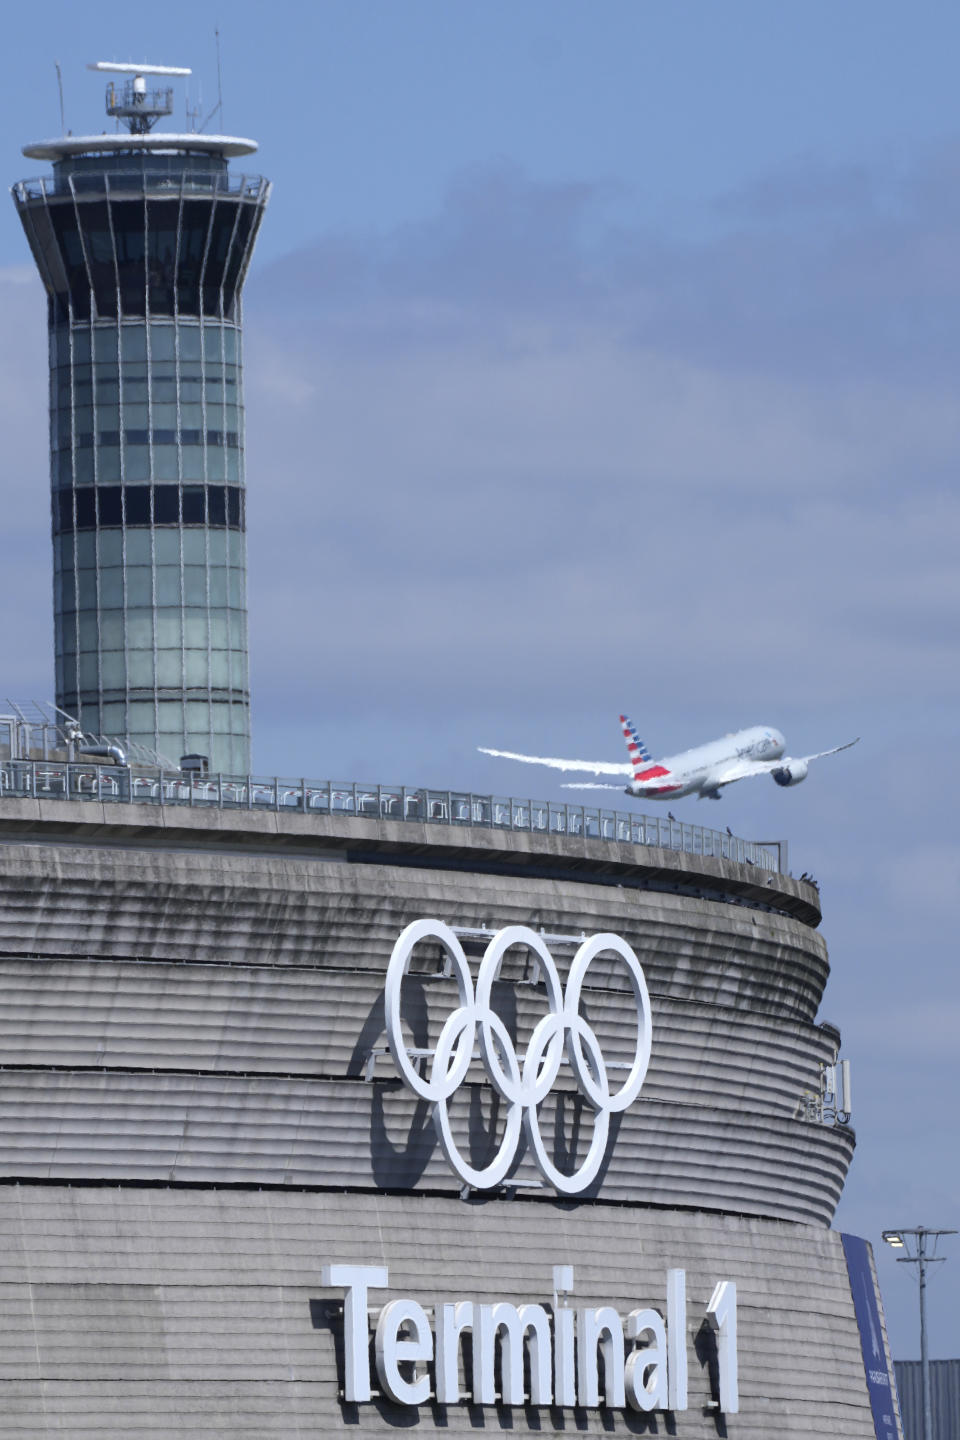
12 63 270 773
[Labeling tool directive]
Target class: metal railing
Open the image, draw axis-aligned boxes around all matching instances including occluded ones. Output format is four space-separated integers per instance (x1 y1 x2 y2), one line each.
15 172 268 203
0 760 782 872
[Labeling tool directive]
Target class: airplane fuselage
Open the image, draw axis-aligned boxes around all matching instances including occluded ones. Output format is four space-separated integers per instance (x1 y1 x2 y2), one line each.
627 726 786 800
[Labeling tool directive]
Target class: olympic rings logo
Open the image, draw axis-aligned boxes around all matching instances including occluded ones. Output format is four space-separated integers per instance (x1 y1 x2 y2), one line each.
384 920 652 1195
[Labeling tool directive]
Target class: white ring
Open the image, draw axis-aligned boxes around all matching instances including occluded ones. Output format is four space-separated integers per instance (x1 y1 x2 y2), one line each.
383 920 652 1194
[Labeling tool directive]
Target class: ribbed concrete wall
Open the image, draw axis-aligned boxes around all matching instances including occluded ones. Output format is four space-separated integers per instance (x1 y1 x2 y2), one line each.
0 806 884 1436
0 1186 883 1437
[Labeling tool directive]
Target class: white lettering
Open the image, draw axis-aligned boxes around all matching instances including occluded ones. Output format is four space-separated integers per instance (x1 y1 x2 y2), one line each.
476 1302 552 1405
625 1308 667 1412
435 1300 474 1403
321 1262 736 1415
577 1306 626 1407
706 1279 739 1414
375 1298 433 1406
319 1263 388 1403
667 1268 688 1410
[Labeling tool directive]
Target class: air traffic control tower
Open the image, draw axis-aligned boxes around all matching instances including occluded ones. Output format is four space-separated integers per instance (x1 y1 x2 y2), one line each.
13 63 269 773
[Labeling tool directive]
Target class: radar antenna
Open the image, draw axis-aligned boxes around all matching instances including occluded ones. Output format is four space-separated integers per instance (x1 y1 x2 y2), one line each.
87 61 192 136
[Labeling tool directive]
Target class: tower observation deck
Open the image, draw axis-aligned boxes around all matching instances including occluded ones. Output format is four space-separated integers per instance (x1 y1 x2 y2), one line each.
12 63 270 773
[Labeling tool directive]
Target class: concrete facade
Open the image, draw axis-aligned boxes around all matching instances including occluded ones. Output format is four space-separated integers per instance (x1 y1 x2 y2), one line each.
0 804 897 1435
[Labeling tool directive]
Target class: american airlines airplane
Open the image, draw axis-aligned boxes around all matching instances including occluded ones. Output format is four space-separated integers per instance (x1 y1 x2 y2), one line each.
479 715 859 802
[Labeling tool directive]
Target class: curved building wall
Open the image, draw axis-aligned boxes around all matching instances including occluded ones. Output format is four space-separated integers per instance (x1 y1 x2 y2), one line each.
0 805 894 1435
12 156 269 770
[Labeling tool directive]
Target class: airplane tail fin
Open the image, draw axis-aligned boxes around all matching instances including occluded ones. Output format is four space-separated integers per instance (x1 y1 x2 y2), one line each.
619 714 655 781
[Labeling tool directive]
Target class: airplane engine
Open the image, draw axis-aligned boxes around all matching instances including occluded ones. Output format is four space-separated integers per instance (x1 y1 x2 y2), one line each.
771 759 809 787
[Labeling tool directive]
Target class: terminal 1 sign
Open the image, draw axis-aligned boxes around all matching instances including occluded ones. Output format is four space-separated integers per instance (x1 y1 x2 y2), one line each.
321 1264 739 1416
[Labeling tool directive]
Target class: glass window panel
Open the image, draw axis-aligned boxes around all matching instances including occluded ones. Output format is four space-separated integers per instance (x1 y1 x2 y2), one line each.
183 613 207 648
124 487 150 526
179 326 202 361
156 651 181 686
76 533 97 568
120 327 148 363
57 452 74 486
100 703 126 733
125 565 152 607
153 529 180 564
229 651 247 689
95 402 121 430
99 566 123 608
100 613 123 650
181 529 206 563
72 331 92 363
227 531 245 566
179 402 203 426
124 528 151 563
155 612 181 647
54 656 64 692
94 329 118 363
185 650 208 685
206 529 226 565
209 612 229 648
152 402 177 427
126 609 154 648
158 701 184 729
76 572 98 609
153 444 179 481
186 699 209 729
211 701 231 734
98 446 121 482
124 402 149 427
183 566 206 604
124 447 151 482
207 486 226 526
81 704 100 734
149 324 176 362
180 444 204 481
225 450 240 483
223 328 238 363
127 651 154 686
182 486 206 525
100 652 125 688
202 326 222 361
75 489 96 529
155 565 181 606
206 448 226 481
59 570 76 610
78 653 98 688
98 529 122 566
228 570 245 607
128 701 155 731
157 731 182 758
208 569 227 605
230 704 248 735
122 373 149 403
97 487 122 527
153 484 179 524
210 651 229 686
74 450 95 484
57 491 74 532
226 488 241 528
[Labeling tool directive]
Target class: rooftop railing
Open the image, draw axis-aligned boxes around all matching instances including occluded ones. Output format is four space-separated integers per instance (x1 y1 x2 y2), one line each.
0 759 784 873
14 172 268 203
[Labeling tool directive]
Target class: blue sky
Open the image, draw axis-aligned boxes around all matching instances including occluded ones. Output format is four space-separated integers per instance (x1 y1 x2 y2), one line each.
1 0 958 1363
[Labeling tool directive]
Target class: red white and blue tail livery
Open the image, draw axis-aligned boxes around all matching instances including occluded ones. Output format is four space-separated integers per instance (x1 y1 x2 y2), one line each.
479 717 858 802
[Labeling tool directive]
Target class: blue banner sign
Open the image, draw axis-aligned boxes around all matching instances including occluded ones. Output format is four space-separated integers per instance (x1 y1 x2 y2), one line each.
842 1233 901 1440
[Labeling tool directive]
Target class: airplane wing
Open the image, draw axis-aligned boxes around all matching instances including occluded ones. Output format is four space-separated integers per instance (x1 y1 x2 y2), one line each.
711 738 860 788
477 747 632 778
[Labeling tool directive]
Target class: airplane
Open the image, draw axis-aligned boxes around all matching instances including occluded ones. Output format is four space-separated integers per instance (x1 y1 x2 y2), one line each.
479 716 859 802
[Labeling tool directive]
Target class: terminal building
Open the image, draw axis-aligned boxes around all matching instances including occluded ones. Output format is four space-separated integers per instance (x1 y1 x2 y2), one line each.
0 64 903 1438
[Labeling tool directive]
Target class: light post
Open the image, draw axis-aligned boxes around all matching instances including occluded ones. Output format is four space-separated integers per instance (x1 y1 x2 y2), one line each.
882 1227 955 1440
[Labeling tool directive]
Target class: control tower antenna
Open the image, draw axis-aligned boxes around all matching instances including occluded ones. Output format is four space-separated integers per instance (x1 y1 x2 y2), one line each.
200 30 224 132
54 61 65 134
87 61 192 136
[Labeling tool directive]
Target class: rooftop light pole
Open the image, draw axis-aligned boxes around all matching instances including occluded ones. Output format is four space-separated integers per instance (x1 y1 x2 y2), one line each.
882 1227 956 1440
